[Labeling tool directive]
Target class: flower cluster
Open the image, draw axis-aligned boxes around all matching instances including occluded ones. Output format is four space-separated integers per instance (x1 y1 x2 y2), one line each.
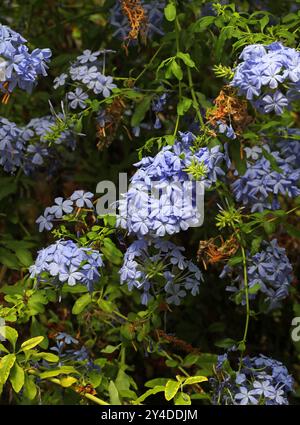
220 239 293 310
0 116 75 174
36 190 94 232
0 24 51 97
232 144 300 212
211 353 293 405
117 132 225 237
231 42 300 115
53 50 116 106
110 1 165 41
29 239 103 291
119 238 203 305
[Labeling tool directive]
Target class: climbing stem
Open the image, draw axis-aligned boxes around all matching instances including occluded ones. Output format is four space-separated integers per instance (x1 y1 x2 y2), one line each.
238 244 250 369
187 67 204 127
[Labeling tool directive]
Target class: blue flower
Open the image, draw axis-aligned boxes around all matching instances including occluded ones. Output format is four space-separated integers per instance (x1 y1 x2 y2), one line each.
231 42 300 114
53 73 68 89
117 131 225 237
70 190 94 208
36 208 54 232
0 24 51 94
50 197 74 218
77 49 100 64
30 240 103 291
235 387 258 405
221 239 293 309
67 87 88 109
119 238 203 305
262 91 288 115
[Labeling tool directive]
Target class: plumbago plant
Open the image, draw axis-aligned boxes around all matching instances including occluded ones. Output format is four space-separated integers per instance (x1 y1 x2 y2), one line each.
0 0 300 406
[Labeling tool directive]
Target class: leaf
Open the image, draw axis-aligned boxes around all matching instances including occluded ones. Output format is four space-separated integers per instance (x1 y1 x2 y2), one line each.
228 255 243 266
0 177 17 201
59 376 77 387
20 336 44 352
0 354 16 385
215 338 237 349
176 52 195 68
177 97 192 116
131 96 152 127
32 352 59 363
101 344 121 354
192 16 215 33
39 366 79 379
184 376 208 386
171 60 183 80
101 238 123 265
261 148 283 173
134 386 165 404
145 378 169 388
23 375 37 400
72 293 92 315
165 379 181 401
174 392 191 405
0 248 19 269
0 326 18 350
260 15 269 32
108 380 121 405
9 362 24 393
164 3 176 22
14 248 33 267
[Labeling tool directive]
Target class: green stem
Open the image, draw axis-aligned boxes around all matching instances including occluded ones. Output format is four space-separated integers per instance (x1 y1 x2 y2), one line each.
239 244 250 367
187 67 204 127
134 44 164 84
173 18 182 136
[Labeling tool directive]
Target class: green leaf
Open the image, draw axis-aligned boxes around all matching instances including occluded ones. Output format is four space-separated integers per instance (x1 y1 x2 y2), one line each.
215 338 237 349
72 293 92 315
101 344 121 354
145 378 169 388
0 326 18 350
0 248 19 269
23 375 37 400
176 52 195 68
0 177 17 201
20 336 44 352
31 352 59 363
59 376 77 387
171 60 183 80
131 96 152 127
108 380 121 405
260 15 269 32
101 238 123 265
164 3 176 22
192 16 215 33
286 224 300 239
134 386 165 404
165 379 181 401
0 354 16 385
14 248 33 267
228 255 243 266
261 148 283 173
39 366 79 379
174 392 191 405
9 362 24 393
177 97 192 116
184 376 208 386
